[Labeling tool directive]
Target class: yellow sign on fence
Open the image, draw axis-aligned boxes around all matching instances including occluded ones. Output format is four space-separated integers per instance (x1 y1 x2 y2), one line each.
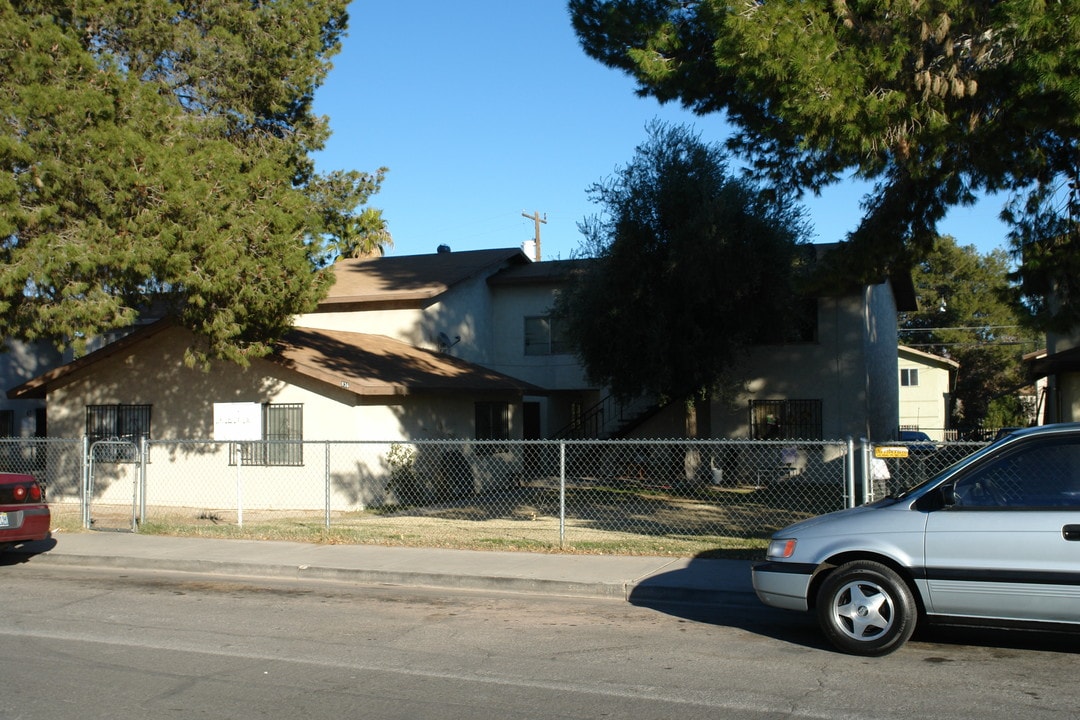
874 446 910 459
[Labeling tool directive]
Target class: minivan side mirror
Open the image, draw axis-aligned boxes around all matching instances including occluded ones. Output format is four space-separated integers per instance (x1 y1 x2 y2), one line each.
915 485 950 511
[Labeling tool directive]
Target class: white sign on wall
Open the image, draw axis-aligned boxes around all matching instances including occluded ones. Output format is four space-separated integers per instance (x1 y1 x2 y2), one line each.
213 402 263 442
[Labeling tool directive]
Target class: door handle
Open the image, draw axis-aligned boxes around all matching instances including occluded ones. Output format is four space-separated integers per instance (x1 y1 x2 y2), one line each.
1064 525 1080 541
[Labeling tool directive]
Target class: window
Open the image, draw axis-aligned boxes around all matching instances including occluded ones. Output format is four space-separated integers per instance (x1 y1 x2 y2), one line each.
86 404 152 444
524 316 571 356
753 298 819 344
86 404 151 462
475 401 510 454
952 438 1080 508
234 403 304 466
900 368 920 387
749 399 823 440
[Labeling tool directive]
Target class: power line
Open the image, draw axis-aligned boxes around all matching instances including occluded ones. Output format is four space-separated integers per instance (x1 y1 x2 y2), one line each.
899 325 1025 332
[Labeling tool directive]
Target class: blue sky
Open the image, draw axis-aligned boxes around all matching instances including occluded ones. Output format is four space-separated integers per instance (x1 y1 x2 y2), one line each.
313 1 1013 261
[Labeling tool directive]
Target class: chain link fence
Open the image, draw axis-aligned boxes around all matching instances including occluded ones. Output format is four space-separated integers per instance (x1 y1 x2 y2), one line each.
0 436 993 552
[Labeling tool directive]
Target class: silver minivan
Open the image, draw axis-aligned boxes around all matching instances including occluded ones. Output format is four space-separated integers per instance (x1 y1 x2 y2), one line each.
752 424 1080 655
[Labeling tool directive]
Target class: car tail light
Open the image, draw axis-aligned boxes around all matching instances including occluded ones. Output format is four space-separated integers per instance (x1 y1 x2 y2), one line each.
8 482 42 503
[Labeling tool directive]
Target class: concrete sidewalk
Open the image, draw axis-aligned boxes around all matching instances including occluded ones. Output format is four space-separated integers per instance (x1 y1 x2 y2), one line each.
8 531 758 606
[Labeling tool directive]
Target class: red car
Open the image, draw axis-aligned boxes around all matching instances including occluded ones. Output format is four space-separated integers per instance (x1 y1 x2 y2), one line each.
0 472 50 551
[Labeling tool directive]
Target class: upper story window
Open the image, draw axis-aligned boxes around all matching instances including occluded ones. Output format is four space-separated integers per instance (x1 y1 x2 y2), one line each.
752 298 819 344
524 315 571 356
901 369 920 387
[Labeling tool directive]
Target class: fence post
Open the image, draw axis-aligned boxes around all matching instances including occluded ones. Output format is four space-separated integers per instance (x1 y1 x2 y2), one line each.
236 444 244 528
845 437 856 508
859 437 871 505
324 440 331 530
559 441 566 549
81 435 90 529
139 436 148 528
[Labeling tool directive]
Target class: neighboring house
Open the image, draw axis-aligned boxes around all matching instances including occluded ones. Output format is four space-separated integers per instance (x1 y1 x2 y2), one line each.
0 340 63 438
896 345 959 440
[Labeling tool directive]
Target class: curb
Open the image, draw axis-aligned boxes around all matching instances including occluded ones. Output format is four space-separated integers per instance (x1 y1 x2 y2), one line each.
11 549 639 601
7 537 759 606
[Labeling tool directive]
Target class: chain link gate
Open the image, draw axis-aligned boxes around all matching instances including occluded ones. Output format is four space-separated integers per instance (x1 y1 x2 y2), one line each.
85 439 143 532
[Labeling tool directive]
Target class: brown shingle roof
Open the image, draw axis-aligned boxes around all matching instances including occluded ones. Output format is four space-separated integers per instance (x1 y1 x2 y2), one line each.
319 248 528 311
272 327 540 398
8 321 540 401
487 258 591 286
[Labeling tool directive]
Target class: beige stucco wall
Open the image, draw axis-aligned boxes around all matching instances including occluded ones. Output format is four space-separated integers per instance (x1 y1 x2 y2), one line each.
625 279 900 443
706 291 884 441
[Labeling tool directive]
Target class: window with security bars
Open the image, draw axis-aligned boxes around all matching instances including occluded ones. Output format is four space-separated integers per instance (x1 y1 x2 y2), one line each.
749 399 823 440
86 404 151 462
233 403 303 466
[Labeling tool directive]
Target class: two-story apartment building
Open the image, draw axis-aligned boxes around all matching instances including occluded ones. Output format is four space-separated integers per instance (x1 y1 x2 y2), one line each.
5 244 913 507
9 244 915 443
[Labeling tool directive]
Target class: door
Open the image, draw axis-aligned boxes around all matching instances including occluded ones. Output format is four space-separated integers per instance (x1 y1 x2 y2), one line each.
522 402 541 478
923 435 1080 623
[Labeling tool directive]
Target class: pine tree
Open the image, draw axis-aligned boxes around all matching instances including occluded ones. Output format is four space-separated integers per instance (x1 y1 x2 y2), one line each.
0 0 387 364
899 237 1040 429
570 0 1080 329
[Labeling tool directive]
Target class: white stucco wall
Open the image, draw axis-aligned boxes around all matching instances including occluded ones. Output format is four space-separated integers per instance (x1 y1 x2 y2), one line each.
862 281 901 441
488 284 590 389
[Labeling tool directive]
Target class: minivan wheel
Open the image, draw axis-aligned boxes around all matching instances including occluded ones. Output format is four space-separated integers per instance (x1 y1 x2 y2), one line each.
815 560 917 656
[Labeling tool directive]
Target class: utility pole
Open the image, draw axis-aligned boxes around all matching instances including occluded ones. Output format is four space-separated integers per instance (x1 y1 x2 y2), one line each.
522 210 547 262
